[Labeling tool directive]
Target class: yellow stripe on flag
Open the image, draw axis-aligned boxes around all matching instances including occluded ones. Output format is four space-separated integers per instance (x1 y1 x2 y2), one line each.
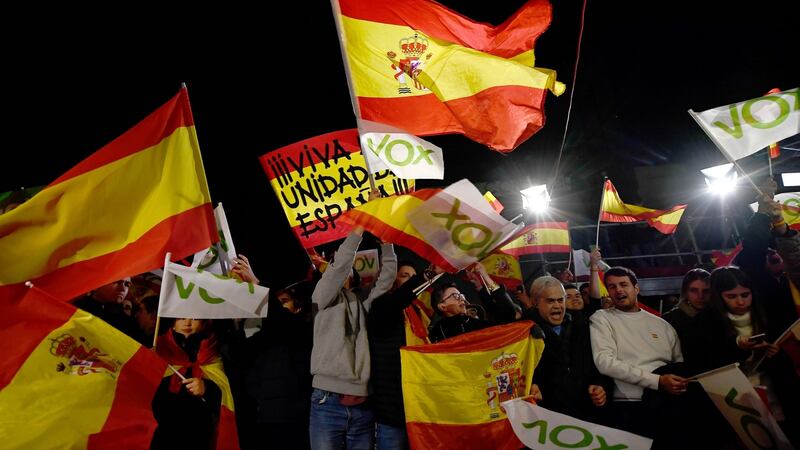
0 126 209 285
401 326 543 425
342 17 560 100
502 227 569 251
0 310 139 449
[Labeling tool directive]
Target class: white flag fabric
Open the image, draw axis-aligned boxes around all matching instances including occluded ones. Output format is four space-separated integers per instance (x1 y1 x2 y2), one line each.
694 363 792 450
354 249 379 288
358 118 444 180
502 399 652 450
407 179 520 270
192 203 237 275
158 261 269 319
689 88 799 161
572 249 611 278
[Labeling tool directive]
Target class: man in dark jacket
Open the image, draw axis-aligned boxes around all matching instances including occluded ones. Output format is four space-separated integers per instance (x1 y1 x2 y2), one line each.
368 262 441 450
523 276 608 422
429 264 518 343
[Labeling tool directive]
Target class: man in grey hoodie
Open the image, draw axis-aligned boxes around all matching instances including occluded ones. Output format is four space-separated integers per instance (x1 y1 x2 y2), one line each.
309 226 397 450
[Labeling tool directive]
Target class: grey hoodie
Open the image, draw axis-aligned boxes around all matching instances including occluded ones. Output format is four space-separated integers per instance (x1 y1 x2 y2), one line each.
310 232 397 396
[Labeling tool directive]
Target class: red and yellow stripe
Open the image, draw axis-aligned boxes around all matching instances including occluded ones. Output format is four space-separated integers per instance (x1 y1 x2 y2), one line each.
500 221 570 256
401 321 544 450
601 180 686 234
0 286 166 449
0 88 216 301
338 0 564 152
481 253 522 291
340 189 459 272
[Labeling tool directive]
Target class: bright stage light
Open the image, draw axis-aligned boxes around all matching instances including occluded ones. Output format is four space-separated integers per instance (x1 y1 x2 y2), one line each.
701 163 738 196
781 172 800 187
521 184 550 212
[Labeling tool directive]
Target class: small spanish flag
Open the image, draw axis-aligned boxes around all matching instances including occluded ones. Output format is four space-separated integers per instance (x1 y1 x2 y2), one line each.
600 180 686 234
483 191 504 213
500 222 570 256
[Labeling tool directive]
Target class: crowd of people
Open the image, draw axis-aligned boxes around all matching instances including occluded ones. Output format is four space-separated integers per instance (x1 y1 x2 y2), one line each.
72 190 799 449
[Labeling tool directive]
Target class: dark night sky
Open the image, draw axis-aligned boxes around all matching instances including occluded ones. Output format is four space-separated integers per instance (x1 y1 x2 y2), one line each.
3 1 798 286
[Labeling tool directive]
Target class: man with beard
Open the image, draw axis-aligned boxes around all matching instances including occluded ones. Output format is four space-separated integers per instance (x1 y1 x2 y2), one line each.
589 267 686 441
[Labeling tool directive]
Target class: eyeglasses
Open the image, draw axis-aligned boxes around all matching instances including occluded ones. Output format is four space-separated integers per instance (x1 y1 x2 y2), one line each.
442 291 466 303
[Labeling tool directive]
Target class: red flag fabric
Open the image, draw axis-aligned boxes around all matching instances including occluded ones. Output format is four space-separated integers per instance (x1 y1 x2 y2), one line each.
0 286 166 449
0 88 217 302
336 0 564 152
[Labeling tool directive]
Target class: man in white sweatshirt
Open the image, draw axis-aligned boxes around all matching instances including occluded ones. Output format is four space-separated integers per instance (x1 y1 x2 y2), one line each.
589 266 687 440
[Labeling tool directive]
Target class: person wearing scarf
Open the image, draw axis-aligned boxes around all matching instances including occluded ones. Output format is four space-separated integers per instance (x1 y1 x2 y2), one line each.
151 318 238 450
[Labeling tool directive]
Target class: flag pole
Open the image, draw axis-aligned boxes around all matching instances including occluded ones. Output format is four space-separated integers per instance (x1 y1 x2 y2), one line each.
152 252 172 350
330 0 377 192
688 109 765 197
767 150 773 177
595 177 607 248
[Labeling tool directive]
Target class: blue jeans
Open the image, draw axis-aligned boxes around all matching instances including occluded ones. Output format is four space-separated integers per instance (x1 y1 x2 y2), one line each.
309 388 374 450
375 422 408 450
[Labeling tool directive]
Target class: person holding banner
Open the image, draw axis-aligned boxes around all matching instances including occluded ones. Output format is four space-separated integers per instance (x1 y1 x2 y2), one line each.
309 223 397 450
735 180 799 337
428 263 518 343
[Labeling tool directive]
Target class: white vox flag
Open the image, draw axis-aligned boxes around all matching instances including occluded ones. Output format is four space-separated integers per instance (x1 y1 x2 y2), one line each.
572 249 611 278
407 179 520 270
694 363 792 450
358 118 444 180
192 203 237 275
158 260 269 319
502 399 652 450
689 88 799 161
354 248 379 288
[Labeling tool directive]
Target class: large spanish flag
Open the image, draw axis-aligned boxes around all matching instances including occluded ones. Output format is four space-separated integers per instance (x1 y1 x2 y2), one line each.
0 88 217 301
600 180 687 235
401 321 544 450
0 285 167 449
341 189 459 272
500 221 570 256
336 0 564 152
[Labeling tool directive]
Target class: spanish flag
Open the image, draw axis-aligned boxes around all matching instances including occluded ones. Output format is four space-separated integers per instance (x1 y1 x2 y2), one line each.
400 321 545 450
336 0 564 152
481 253 523 292
500 221 570 256
0 285 167 449
600 180 686 235
0 88 217 301
341 189 459 272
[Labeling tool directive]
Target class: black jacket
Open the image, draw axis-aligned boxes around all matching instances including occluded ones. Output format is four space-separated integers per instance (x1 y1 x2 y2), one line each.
368 273 427 427
523 309 609 421
244 298 314 424
429 285 517 343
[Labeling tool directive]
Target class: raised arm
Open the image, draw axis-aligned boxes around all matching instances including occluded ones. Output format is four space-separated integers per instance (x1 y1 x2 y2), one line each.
311 228 363 310
364 242 397 310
